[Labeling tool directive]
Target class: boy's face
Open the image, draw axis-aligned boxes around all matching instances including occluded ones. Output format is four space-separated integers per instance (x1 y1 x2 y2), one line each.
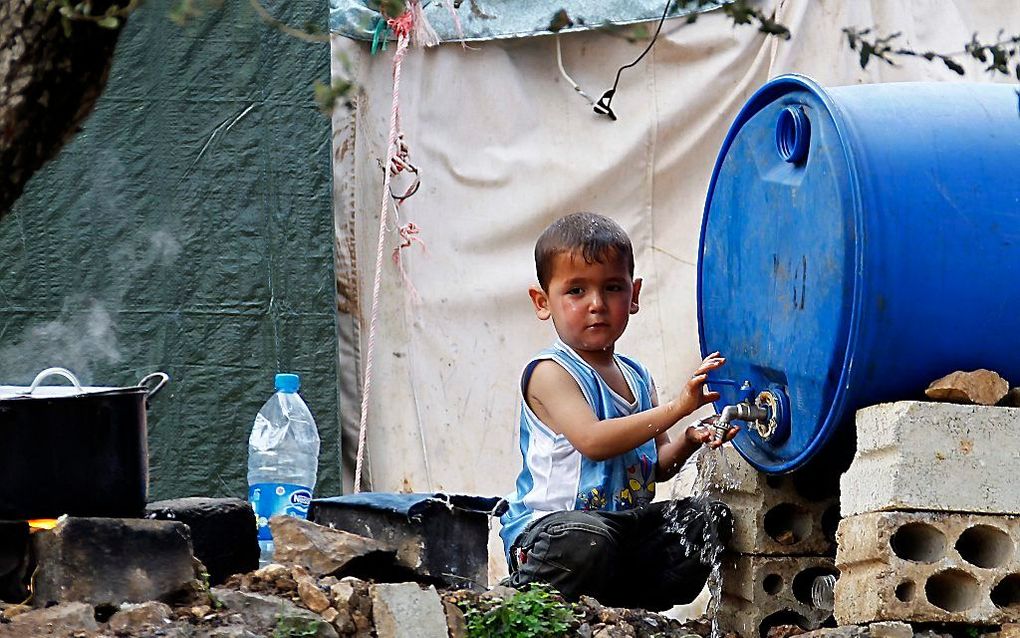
529 250 641 355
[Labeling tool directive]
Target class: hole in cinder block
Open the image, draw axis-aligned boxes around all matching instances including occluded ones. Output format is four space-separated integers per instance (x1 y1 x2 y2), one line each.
991 574 1020 609
763 573 783 595
792 566 839 606
765 476 784 489
890 522 946 563
925 569 980 612
758 610 811 638
790 468 839 503
895 580 916 602
821 504 840 543
763 503 811 546
956 525 1013 569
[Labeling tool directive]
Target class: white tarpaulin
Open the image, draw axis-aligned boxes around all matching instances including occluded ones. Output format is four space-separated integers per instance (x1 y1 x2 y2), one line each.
331 0 1020 581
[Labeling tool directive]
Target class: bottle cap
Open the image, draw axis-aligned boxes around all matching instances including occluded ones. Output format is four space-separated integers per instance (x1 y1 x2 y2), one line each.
275 373 300 393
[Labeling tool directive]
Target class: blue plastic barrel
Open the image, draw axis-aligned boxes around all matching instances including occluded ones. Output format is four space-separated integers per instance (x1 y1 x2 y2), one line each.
698 74 1020 474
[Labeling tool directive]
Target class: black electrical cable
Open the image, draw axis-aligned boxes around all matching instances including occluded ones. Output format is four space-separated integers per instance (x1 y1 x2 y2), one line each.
594 0 675 121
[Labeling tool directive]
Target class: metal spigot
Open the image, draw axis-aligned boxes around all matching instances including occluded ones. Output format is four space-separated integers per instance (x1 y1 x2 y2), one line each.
711 401 770 442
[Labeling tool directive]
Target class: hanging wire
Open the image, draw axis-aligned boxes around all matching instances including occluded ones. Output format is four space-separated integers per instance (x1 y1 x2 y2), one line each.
554 0 677 121
595 0 675 120
556 35 598 107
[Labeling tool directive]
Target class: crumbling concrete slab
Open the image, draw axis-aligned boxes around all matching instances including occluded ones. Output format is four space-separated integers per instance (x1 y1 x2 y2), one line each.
841 402 1020 517
698 446 838 555
371 582 448 638
835 510 1020 625
718 554 836 638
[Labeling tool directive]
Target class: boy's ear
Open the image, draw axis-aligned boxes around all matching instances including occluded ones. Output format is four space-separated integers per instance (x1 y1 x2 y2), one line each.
529 285 552 320
630 278 642 315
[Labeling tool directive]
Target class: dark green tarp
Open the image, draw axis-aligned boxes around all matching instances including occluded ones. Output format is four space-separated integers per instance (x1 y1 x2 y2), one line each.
0 0 340 500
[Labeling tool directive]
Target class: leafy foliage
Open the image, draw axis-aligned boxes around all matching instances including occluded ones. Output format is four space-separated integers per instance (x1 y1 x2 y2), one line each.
844 27 1020 79
675 0 790 40
456 584 577 638
273 615 323 638
35 0 139 36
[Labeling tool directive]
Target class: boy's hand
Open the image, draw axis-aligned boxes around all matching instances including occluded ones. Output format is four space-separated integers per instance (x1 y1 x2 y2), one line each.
672 352 725 419
685 419 741 449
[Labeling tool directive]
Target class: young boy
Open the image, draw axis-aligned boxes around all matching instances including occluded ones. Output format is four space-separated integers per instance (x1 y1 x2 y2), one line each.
500 212 736 610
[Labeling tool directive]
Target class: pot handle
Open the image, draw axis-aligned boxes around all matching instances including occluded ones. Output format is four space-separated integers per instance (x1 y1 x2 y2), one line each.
139 373 169 403
28 368 84 394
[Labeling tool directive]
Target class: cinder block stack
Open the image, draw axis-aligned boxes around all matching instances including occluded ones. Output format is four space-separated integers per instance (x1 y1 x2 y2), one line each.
836 401 1020 626
698 446 841 638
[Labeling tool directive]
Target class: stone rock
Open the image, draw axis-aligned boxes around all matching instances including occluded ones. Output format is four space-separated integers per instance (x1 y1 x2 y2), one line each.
331 580 357 607
0 521 29 603
107 601 173 633
31 517 196 608
444 600 467 638
371 582 448 638
925 369 1009 406
0 604 30 620
332 606 356 634
146 497 260 586
593 624 636 638
480 584 518 601
768 625 808 638
212 588 338 638
298 578 332 613
796 627 865 638
321 607 339 623
1001 625 1020 638
196 627 260 638
999 388 1020 407
270 516 396 577
868 621 912 638
0 602 98 637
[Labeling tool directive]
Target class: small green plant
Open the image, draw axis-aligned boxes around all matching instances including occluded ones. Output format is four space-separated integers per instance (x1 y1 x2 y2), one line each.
457 583 576 638
273 614 323 638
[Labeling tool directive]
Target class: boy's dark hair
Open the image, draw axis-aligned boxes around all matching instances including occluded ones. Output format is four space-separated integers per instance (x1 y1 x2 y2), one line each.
535 212 634 290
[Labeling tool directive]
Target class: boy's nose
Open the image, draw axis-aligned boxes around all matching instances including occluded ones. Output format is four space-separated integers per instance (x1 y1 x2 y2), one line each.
588 293 606 311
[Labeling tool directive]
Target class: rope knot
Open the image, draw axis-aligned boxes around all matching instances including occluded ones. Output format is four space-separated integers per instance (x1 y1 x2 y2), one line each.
387 11 415 38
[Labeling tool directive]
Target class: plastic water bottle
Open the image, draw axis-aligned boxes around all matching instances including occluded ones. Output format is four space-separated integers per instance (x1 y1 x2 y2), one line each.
810 573 837 611
247 373 320 564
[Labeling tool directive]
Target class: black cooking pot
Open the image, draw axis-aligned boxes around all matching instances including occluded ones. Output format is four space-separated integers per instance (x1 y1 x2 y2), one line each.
0 368 168 520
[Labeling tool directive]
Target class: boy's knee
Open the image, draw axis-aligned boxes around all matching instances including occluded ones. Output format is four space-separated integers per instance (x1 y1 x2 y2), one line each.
509 511 619 599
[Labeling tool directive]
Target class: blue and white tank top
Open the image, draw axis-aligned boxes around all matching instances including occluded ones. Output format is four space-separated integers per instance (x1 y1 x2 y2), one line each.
499 339 658 558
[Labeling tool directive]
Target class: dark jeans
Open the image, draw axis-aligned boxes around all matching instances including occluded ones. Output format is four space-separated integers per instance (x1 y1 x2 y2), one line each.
506 499 732 611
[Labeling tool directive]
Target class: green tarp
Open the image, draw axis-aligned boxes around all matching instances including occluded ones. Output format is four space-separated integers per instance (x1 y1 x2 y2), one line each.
0 0 340 500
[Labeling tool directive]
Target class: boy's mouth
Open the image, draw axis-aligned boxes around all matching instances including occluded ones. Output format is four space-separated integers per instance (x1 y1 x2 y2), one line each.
586 322 609 330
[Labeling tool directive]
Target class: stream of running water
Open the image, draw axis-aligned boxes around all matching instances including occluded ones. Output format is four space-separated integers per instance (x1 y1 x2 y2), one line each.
665 444 740 638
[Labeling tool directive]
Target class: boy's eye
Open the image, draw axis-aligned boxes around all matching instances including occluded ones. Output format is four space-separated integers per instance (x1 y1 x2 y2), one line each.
567 287 583 295
606 284 623 292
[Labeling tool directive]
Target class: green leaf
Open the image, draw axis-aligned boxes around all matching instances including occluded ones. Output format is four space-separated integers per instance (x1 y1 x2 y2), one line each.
548 9 572 33
97 14 119 28
942 56 965 75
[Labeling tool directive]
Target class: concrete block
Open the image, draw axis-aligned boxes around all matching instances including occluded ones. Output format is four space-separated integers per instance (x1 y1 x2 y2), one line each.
841 402 1020 517
698 446 839 555
0 521 29 603
835 510 1020 625
31 517 197 608
371 583 448 638
717 554 836 638
146 497 260 585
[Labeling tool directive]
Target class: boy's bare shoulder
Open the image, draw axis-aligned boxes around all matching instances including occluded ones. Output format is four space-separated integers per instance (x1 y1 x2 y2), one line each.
526 359 581 401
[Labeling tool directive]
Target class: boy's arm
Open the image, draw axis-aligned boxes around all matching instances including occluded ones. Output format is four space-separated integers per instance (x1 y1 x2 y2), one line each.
651 385 712 481
652 385 740 480
526 355 722 461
